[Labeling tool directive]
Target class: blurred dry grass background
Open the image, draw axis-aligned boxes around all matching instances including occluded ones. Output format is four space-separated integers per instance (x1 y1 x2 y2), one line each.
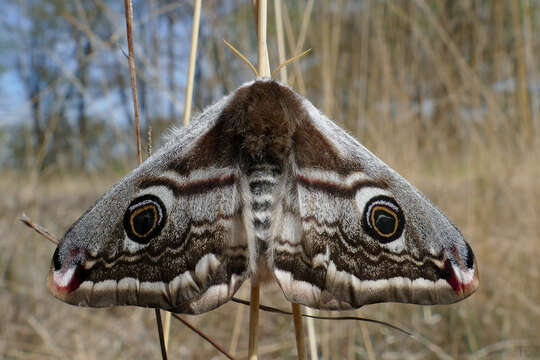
1 0 539 359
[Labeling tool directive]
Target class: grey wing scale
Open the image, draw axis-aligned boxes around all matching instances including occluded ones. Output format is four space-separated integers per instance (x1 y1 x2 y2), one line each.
47 95 249 314
273 94 478 310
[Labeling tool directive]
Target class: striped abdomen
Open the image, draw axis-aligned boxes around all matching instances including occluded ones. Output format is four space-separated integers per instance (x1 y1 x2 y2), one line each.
247 164 281 250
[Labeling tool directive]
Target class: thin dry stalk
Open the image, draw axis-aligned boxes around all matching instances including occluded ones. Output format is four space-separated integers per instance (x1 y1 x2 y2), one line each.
305 307 319 360
231 297 411 335
236 324 386 359
469 339 533 360
171 314 235 360
292 303 306 360
162 314 171 353
294 0 314 55
20 214 59 245
123 0 142 164
410 332 453 360
248 280 261 360
46 49 88 96
510 0 533 145
329 0 343 89
183 0 202 126
93 0 188 114
64 10 184 115
273 0 287 82
284 0 313 93
281 3 307 93
154 309 168 360
360 323 375 360
413 0 505 125
521 0 539 135
256 0 271 77
228 296 245 356
347 322 354 360
27 315 68 359
30 87 72 182
67 3 185 116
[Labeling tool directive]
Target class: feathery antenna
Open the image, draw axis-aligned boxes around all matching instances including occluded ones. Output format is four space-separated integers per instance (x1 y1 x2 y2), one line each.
223 39 259 77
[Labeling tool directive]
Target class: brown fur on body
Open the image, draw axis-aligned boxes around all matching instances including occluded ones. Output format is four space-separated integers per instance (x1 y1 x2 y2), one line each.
221 80 306 167
180 79 365 174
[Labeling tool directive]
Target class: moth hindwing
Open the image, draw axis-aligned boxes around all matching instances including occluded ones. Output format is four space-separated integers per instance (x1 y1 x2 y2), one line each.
48 79 478 313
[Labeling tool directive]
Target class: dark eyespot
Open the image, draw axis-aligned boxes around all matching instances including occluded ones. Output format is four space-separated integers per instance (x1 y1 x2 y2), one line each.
362 195 405 243
373 210 397 235
123 194 166 244
131 206 158 237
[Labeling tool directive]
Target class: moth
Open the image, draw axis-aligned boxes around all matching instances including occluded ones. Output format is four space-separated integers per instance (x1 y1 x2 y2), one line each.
48 79 478 314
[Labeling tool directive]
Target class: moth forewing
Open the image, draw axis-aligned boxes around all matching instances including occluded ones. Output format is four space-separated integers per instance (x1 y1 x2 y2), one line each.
48 79 478 314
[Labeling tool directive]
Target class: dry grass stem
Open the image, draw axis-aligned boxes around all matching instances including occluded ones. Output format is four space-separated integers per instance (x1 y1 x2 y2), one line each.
171 314 235 360
292 303 306 360
182 0 202 126
248 280 260 360
19 214 59 245
305 307 319 360
273 0 287 82
162 312 171 353
123 0 142 165
230 297 411 336
228 292 245 356
294 0 314 55
360 323 375 360
280 3 305 93
154 309 168 360
256 0 271 77
27 315 68 359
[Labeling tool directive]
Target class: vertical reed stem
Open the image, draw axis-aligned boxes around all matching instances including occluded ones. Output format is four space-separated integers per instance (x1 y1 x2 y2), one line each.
248 279 260 360
292 303 306 360
183 0 202 126
123 0 142 165
274 0 287 82
256 0 271 77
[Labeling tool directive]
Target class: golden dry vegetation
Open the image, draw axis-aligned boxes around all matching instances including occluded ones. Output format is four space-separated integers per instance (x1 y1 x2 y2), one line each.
2 1 539 359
